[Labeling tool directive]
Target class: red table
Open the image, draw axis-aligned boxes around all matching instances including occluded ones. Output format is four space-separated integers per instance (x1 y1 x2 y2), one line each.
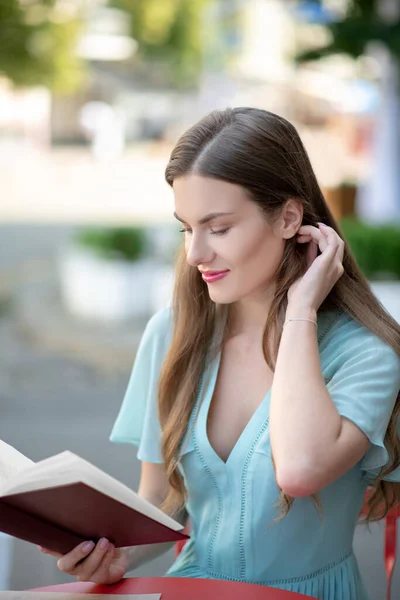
31 577 311 599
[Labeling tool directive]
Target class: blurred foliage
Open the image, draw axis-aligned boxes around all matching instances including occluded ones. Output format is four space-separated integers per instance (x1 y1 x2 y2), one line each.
0 0 85 91
76 227 149 262
110 0 210 86
296 0 400 63
340 218 400 280
202 2 243 73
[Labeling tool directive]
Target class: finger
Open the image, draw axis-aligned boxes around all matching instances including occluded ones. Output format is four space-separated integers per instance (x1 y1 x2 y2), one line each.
297 225 328 253
296 234 312 243
77 543 116 583
67 538 111 580
298 225 323 236
335 239 345 263
317 225 345 265
317 224 341 260
318 223 342 247
38 546 63 559
57 540 96 573
109 561 127 582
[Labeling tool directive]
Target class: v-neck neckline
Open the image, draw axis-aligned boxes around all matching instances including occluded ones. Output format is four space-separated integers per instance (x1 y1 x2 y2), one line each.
197 309 343 469
201 349 272 468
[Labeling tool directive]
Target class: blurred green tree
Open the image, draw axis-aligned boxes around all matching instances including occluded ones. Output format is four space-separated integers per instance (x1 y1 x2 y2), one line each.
0 0 84 91
110 0 210 86
296 1 400 227
296 0 400 62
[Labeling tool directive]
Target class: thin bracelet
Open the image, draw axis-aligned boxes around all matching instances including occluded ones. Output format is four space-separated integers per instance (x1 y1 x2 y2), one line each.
284 318 317 327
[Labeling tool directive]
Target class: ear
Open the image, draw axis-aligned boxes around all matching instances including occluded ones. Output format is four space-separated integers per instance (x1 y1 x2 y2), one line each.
278 199 303 239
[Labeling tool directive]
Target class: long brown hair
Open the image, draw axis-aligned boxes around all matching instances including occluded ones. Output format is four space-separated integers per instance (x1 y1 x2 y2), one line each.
158 107 400 522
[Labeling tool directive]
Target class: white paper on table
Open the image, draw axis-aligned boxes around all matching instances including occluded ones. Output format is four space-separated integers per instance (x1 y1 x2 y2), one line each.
0 594 162 600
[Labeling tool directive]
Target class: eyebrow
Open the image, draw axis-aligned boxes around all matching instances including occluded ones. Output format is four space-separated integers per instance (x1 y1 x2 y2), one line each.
173 211 234 225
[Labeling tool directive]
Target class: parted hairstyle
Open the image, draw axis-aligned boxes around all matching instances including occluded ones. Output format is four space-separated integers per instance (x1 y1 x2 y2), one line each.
158 107 400 522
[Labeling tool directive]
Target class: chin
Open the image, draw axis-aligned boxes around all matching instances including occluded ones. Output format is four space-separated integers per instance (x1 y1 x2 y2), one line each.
207 289 241 305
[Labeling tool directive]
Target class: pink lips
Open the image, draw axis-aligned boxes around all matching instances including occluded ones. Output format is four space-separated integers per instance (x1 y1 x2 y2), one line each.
201 270 230 283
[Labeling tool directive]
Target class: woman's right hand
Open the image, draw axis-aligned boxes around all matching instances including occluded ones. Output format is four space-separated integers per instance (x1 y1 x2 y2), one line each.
38 538 130 584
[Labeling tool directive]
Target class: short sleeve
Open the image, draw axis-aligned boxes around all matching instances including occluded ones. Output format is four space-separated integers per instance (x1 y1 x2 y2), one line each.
326 331 400 483
109 307 173 463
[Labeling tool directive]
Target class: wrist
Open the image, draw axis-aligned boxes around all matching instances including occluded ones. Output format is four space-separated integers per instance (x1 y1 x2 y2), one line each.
285 304 317 323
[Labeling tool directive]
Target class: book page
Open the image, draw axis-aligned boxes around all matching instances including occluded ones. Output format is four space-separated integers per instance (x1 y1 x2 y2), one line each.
0 594 161 600
0 441 34 488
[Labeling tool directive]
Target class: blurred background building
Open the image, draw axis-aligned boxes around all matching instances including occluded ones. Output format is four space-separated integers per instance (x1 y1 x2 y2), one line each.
0 1 399 598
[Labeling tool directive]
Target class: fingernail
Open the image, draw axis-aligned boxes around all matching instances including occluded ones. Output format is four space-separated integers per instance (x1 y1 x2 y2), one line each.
99 538 109 550
57 558 65 571
318 222 327 228
83 541 95 553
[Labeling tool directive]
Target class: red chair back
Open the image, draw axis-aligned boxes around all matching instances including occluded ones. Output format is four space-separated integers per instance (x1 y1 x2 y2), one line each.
175 531 188 557
360 490 400 600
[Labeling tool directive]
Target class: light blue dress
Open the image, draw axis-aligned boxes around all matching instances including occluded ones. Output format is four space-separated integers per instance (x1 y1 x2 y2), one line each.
110 307 400 600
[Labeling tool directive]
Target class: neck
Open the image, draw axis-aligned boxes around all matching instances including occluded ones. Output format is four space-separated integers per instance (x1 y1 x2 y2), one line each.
227 285 276 339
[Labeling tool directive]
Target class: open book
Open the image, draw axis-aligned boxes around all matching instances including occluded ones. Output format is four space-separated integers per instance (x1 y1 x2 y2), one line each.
0 441 188 555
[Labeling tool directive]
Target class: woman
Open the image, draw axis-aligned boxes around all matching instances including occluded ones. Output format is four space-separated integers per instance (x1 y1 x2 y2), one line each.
41 108 400 599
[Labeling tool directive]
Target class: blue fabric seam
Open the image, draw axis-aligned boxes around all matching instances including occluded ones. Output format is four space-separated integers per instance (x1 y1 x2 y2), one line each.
193 426 222 573
317 310 343 345
205 550 354 585
239 417 270 580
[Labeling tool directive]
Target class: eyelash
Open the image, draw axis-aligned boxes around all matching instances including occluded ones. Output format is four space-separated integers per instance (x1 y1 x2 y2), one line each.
179 228 230 236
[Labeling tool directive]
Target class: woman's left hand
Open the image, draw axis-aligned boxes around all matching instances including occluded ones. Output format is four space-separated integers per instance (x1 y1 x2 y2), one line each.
287 223 345 313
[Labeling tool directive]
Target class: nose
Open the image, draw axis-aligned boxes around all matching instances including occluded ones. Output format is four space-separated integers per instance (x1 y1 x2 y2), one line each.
185 232 214 267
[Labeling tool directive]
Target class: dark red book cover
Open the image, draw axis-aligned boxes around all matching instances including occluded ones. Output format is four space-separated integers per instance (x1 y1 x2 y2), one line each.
0 482 188 555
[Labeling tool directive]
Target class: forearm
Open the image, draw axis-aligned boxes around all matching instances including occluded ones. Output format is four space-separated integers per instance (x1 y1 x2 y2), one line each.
269 305 342 494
